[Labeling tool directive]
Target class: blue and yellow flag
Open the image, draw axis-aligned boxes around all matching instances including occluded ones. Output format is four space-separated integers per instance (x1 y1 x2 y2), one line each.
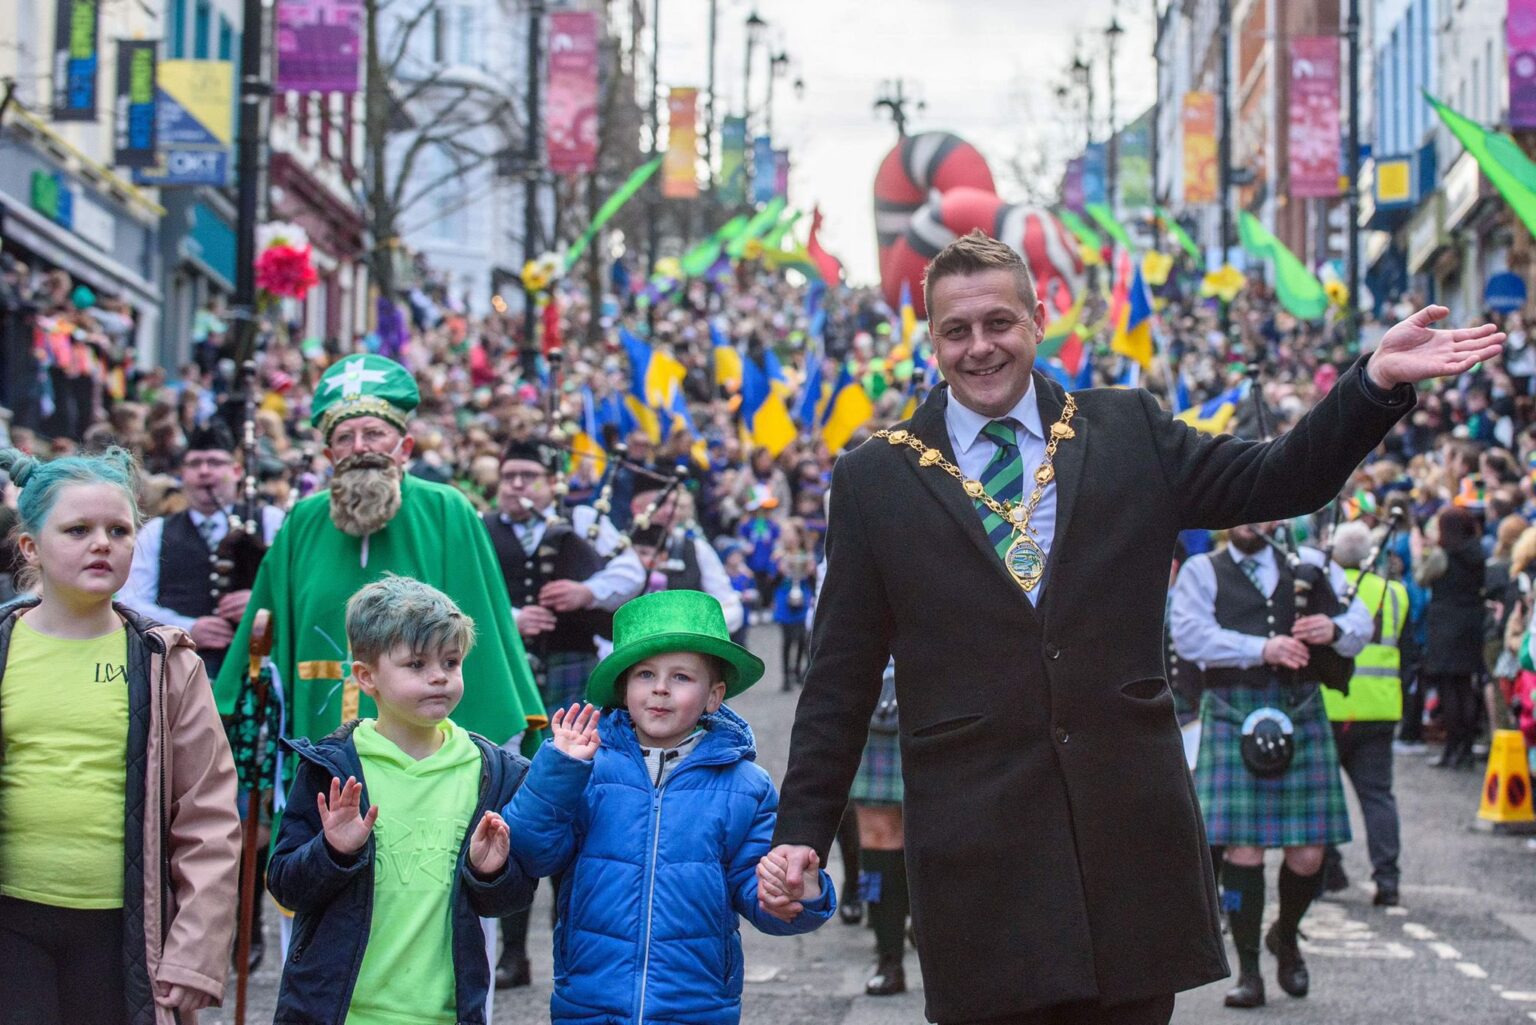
620 327 688 408
740 356 797 457
1176 380 1250 435
821 365 874 453
711 321 743 392
1110 264 1155 369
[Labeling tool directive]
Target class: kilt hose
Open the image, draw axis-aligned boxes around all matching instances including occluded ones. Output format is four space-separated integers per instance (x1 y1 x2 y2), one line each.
851 728 904 806
1195 679 1351 848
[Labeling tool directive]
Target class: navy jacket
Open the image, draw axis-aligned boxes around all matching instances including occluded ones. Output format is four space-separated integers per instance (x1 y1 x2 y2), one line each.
504 706 834 1025
268 721 535 1025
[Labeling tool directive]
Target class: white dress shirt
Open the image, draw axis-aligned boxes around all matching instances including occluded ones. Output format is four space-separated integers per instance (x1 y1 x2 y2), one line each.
1169 543 1372 669
119 505 286 630
944 379 1056 603
501 505 645 617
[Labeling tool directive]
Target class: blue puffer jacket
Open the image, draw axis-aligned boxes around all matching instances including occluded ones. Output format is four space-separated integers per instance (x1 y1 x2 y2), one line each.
503 705 834 1025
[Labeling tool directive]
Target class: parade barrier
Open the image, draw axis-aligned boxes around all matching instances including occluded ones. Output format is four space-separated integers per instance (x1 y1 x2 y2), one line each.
1474 729 1536 834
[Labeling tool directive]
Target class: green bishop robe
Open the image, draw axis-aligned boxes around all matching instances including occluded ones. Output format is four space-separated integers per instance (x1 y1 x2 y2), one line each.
214 473 546 747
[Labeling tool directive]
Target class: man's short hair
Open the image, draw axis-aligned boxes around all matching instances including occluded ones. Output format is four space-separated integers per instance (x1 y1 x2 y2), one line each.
346 574 477 665
1331 521 1374 569
921 229 1038 318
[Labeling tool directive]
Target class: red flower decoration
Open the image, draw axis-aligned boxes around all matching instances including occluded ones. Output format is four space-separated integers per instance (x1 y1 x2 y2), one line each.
255 244 320 299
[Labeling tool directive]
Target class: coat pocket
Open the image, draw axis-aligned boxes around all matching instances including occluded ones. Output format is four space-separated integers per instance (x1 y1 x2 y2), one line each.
906 713 983 743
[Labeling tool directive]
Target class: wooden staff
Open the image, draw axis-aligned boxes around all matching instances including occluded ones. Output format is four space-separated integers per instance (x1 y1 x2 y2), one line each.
234 609 273 1025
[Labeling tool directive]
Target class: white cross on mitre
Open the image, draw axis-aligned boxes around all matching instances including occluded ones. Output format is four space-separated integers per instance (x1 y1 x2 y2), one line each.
324 360 389 398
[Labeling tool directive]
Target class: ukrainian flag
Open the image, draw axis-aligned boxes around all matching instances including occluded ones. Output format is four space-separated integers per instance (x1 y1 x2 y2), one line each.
666 386 711 468
1175 380 1250 435
711 322 743 392
740 356 798 457
795 354 828 427
821 365 874 453
1110 264 1155 369
620 327 688 408
570 386 609 479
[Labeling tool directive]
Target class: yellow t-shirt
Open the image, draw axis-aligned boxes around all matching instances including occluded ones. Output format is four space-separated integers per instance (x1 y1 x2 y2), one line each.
0 617 130 909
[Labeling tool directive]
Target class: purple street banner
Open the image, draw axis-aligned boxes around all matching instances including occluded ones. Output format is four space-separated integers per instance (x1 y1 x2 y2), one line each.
1288 35 1342 198
548 11 599 174
113 40 157 167
53 0 99 121
1512 0 1536 128
1061 156 1085 211
773 148 790 200
275 0 362 94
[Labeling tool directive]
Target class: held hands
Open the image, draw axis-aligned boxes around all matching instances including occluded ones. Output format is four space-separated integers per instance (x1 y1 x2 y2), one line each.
756 844 822 922
468 810 511 878
1262 635 1311 671
216 588 253 622
1366 305 1507 390
318 776 378 856
154 982 216 1014
551 703 602 761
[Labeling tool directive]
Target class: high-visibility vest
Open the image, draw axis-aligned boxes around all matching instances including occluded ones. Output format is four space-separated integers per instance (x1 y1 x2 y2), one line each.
1324 569 1408 723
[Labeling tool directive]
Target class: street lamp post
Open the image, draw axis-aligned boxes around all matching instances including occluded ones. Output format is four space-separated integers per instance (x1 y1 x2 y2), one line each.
705 0 718 194
874 79 921 137
743 10 766 127
523 0 545 362
1070 55 1094 152
1105 16 1124 214
1345 0 1362 341
766 51 788 138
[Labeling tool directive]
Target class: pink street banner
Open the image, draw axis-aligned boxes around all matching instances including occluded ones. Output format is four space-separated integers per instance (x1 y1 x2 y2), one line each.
1288 35 1341 198
548 11 599 173
1511 0 1536 128
275 0 362 94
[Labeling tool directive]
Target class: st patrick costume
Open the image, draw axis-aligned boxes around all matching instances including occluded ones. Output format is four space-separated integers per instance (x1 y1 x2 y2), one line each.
214 355 546 756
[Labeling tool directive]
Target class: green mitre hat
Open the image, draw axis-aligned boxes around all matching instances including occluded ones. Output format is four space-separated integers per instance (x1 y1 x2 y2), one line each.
586 590 765 706
312 355 420 440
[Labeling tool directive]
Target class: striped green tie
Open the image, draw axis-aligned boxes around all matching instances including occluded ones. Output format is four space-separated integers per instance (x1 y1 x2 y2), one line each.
977 419 1024 560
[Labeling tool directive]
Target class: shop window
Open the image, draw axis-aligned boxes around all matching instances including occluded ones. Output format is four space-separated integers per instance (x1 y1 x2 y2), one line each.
194 0 211 59
169 0 187 58
218 16 233 61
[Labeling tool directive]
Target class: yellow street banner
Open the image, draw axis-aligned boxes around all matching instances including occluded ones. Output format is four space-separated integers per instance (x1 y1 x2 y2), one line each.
663 87 699 199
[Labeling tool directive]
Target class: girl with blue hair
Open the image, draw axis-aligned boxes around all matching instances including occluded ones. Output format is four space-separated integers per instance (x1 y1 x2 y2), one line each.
0 447 242 1025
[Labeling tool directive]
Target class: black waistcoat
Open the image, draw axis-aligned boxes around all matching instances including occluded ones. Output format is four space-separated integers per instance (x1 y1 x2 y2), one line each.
1210 552 1296 687
657 534 702 593
158 511 219 619
483 513 611 655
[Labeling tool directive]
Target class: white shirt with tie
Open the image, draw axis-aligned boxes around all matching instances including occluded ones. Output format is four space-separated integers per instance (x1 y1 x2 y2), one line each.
943 379 1057 603
119 506 287 631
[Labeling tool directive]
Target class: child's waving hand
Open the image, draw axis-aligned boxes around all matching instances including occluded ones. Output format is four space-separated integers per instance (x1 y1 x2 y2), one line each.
469 810 511 877
552 703 602 760
318 775 378 855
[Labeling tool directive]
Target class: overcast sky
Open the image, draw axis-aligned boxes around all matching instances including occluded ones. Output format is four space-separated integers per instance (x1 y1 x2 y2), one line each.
654 0 1160 284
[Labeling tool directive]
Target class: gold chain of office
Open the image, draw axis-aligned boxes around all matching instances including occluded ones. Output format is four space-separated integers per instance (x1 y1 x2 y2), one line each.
872 394 1077 592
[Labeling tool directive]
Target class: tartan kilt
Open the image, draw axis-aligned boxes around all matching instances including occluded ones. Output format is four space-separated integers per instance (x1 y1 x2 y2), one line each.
540 651 597 718
1194 680 1352 848
850 728 904 805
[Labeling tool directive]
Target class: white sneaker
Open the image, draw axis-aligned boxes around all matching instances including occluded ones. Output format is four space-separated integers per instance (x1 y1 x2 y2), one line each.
1392 741 1427 754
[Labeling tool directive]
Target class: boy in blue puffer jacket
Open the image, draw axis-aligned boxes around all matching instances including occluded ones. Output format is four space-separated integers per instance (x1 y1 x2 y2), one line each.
503 589 834 1025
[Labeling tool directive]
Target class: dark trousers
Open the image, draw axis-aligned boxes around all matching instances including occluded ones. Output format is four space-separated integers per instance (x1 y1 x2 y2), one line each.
1427 672 1479 759
0 895 125 1025
780 621 807 687
1326 721 1402 886
944 993 1174 1025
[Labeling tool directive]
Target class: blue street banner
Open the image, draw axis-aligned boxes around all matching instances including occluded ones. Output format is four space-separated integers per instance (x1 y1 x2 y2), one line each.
113 40 157 168
131 60 233 187
53 0 99 121
720 116 747 205
1083 143 1107 206
752 135 776 205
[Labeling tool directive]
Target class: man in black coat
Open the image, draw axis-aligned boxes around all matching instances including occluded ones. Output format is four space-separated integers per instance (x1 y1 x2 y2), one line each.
755 230 1504 1025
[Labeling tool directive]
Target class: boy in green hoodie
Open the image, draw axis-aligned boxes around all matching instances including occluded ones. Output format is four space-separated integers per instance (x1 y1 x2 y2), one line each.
268 575 536 1025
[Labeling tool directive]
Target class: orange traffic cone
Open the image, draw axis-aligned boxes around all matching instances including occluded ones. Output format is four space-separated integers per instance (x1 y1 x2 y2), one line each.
1475 729 1536 834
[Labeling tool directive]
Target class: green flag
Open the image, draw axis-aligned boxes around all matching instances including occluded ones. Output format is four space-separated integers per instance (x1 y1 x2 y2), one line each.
1238 211 1327 320
727 197 788 258
1427 93 1536 240
1085 202 1134 251
680 214 750 277
1156 205 1203 264
563 157 664 271
1057 209 1103 250
762 210 803 249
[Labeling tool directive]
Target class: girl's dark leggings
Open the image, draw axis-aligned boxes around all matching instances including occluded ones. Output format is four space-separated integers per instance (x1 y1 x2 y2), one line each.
0 895 125 1025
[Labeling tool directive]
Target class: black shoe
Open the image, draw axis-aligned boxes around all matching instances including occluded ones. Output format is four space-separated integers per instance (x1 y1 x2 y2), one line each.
839 898 864 925
1223 972 1266 1008
495 955 531 989
865 955 906 996
1265 924 1310 998
1373 883 1400 907
1321 862 1349 894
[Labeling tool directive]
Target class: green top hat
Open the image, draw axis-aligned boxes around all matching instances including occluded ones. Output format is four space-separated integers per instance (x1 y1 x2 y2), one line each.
586 590 764 706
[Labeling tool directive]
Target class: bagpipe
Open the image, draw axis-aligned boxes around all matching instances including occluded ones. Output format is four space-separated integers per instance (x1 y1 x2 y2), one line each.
1246 362 1354 694
213 358 269 598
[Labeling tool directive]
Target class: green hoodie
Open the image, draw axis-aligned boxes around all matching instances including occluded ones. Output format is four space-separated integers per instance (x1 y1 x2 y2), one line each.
346 719 482 1025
